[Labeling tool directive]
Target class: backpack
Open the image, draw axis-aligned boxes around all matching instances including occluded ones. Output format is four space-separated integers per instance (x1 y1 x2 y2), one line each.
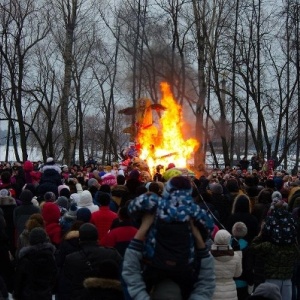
146 218 193 272
263 209 297 245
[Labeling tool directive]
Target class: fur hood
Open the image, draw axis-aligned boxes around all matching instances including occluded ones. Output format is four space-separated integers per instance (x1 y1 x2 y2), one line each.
83 277 122 291
64 230 79 240
0 196 17 206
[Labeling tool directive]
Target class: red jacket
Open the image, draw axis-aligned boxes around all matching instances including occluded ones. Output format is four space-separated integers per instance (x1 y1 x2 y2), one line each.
90 207 117 240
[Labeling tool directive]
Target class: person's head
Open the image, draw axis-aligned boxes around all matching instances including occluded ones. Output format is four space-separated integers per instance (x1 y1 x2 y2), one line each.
77 207 91 223
257 188 273 204
162 175 192 198
232 222 247 238
117 175 126 185
97 193 111 206
19 189 34 204
99 184 111 194
29 227 48 245
25 213 45 231
88 178 100 189
232 194 251 214
44 191 56 202
79 223 98 243
0 171 11 184
214 229 232 246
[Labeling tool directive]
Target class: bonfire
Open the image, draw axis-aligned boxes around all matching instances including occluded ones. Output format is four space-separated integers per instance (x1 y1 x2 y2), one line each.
137 82 199 175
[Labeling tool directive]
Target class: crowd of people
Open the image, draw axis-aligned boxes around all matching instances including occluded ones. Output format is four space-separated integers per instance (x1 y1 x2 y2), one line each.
0 155 299 300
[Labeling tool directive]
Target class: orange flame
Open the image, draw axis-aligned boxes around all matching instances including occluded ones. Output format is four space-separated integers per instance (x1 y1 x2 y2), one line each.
137 82 199 174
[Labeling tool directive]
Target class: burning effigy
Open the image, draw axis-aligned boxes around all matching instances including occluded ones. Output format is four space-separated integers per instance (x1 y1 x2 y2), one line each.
119 82 199 178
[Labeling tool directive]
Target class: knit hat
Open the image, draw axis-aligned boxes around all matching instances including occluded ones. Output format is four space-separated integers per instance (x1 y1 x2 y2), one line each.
79 223 98 242
55 196 69 210
29 227 48 245
151 279 182 300
44 191 56 202
209 183 223 194
232 222 248 238
214 229 232 245
77 207 91 223
249 282 281 300
19 189 34 204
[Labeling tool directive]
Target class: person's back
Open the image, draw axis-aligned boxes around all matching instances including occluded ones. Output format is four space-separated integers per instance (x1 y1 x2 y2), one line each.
13 190 40 239
90 193 117 240
13 227 57 300
211 229 242 300
63 223 122 300
128 175 214 298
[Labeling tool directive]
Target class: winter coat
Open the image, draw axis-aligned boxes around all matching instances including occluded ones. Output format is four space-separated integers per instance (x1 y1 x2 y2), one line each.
42 202 62 247
122 239 216 300
250 235 300 279
0 223 15 293
63 241 122 300
90 207 118 240
55 230 81 300
77 190 99 213
13 203 41 238
37 168 62 197
0 195 17 253
100 222 137 257
211 246 242 300
13 242 57 300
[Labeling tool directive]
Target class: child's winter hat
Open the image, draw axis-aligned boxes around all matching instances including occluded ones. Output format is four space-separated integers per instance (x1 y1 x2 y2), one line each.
232 222 248 238
214 229 232 245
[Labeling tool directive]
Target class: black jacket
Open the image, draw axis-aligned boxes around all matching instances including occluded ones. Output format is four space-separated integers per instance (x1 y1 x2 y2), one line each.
63 241 122 300
13 243 57 300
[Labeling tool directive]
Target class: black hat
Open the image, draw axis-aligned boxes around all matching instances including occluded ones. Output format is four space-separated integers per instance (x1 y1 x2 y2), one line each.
79 223 98 242
77 207 91 223
29 227 48 245
19 189 34 204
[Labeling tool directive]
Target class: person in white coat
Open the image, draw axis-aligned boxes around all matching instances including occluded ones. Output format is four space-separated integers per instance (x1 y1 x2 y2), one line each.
211 229 242 300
